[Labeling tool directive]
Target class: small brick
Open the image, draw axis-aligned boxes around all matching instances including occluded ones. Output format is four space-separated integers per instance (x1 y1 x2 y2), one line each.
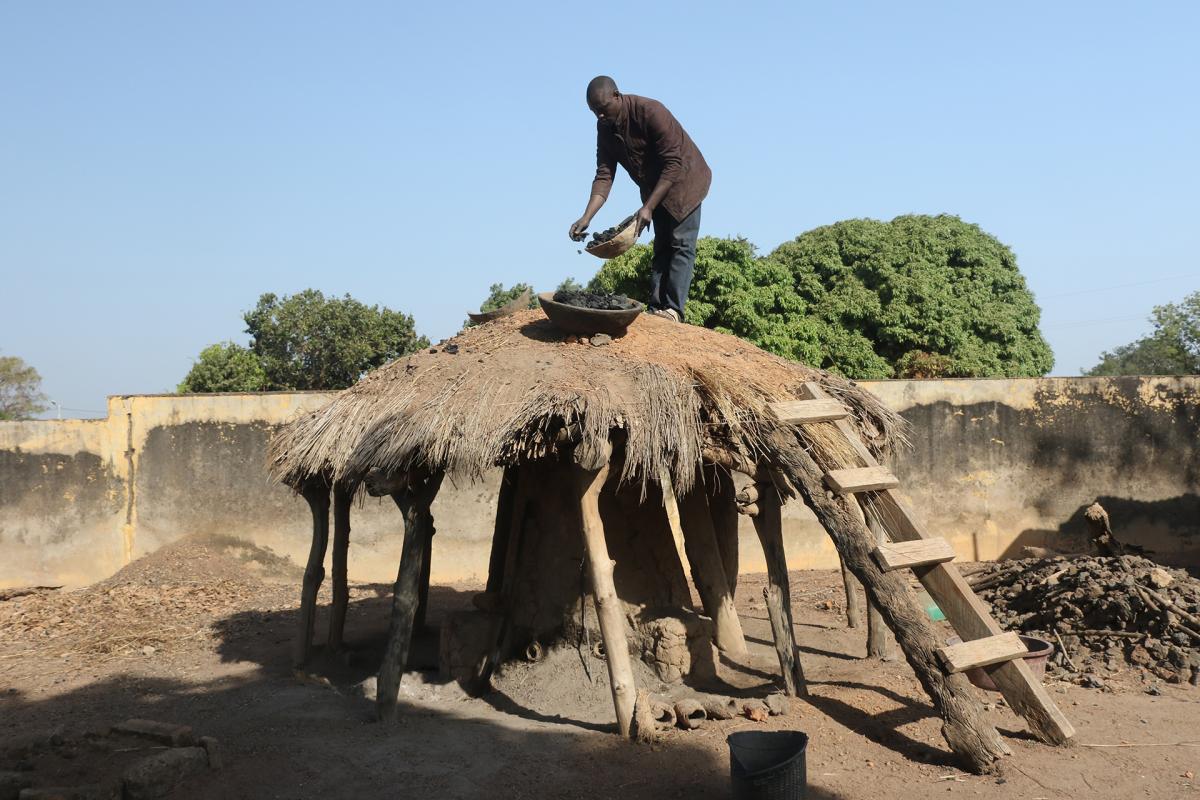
198 737 222 770
110 720 193 747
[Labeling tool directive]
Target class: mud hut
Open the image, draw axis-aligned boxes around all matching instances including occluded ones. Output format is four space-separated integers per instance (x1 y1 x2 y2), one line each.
268 309 1073 773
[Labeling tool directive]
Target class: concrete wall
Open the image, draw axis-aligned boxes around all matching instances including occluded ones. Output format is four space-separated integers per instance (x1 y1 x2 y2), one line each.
2 377 1198 590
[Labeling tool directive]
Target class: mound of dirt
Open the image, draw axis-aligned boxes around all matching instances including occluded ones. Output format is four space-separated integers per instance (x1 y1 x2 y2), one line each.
491 643 673 726
969 555 1200 685
0 535 299 663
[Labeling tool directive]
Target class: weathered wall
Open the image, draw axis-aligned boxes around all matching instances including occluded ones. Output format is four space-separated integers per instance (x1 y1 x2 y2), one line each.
2 377 1197 590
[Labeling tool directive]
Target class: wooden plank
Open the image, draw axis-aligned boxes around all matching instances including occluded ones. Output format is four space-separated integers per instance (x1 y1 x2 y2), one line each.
873 538 957 572
937 632 1027 673
770 398 849 424
825 466 899 494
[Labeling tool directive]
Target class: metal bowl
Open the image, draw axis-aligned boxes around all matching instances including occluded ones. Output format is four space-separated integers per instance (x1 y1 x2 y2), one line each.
537 292 644 337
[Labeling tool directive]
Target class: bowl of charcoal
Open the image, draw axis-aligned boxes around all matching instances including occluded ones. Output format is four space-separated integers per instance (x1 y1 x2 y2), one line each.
538 290 644 337
583 214 640 259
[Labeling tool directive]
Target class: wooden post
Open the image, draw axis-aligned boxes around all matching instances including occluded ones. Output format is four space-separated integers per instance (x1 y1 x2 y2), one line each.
327 482 354 652
840 556 864 628
852 498 893 660
704 464 739 597
750 476 807 696
377 472 444 720
770 434 1010 774
414 524 434 632
575 444 637 738
293 477 331 668
484 467 518 594
677 466 748 657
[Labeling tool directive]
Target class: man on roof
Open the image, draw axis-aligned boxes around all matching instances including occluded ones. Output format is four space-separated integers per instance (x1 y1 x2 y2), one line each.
568 76 711 323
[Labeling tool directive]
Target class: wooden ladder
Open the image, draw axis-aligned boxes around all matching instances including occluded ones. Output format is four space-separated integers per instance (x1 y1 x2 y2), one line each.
770 382 1075 745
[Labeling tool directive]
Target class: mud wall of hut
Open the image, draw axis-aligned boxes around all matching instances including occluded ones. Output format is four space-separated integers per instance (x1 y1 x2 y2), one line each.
2 376 1198 589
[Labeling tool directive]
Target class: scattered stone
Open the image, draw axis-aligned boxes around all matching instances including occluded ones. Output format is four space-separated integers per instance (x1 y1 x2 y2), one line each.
673 699 706 730
0 772 33 800
141 645 156 657
1080 673 1106 690
701 696 738 720
110 719 194 747
589 333 612 347
1144 683 1163 696
428 347 437 354
764 694 788 716
353 676 378 702
122 747 208 800
1149 568 1174 589
742 701 769 722
198 737 222 770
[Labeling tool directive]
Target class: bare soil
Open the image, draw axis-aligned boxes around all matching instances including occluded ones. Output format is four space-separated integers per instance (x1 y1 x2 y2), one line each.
2 535 1198 799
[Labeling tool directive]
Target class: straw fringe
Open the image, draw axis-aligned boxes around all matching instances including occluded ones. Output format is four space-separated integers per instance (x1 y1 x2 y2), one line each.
268 310 907 492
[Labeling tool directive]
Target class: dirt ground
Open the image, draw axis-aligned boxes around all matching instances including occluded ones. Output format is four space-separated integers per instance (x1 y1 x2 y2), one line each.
2 535 1198 799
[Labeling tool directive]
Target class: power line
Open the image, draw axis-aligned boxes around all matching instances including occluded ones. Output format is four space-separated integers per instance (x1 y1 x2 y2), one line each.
1041 274 1198 300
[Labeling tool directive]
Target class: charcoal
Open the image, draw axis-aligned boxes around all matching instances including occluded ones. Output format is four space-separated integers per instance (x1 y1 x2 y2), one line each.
551 289 636 311
585 215 637 248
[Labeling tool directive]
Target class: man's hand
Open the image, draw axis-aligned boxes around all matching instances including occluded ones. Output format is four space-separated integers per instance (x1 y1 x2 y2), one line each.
635 205 653 236
569 218 590 242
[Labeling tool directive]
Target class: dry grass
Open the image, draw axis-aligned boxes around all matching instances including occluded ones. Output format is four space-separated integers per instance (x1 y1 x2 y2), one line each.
268 310 907 492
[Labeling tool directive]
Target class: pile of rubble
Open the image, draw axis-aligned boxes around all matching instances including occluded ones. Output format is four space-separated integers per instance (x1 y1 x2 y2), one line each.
967 555 1200 687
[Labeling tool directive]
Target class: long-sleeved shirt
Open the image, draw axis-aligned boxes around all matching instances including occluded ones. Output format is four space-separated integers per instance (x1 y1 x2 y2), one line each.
590 94 711 222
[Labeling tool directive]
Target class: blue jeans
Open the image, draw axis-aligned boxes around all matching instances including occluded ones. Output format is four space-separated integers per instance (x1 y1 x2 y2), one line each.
649 204 701 316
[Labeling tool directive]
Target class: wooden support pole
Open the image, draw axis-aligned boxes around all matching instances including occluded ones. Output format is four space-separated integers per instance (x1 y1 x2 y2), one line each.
414 524 434 633
677 466 748 657
839 556 864 629
852 498 893 660
576 447 637 738
750 477 807 696
704 464 740 597
771 434 1010 774
293 477 331 668
484 467 518 594
327 481 354 652
377 473 444 720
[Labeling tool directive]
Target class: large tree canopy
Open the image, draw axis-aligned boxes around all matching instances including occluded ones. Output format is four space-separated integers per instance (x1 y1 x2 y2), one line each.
589 215 1053 379
0 352 48 420
1087 291 1200 375
180 290 429 392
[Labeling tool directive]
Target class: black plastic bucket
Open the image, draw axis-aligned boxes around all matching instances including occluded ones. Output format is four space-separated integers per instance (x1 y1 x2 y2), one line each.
728 730 809 799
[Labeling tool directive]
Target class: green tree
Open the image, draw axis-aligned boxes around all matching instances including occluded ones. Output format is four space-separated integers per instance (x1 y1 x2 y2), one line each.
181 291 429 392
1086 291 1200 375
589 215 1053 379
178 342 269 393
244 291 429 390
0 352 48 420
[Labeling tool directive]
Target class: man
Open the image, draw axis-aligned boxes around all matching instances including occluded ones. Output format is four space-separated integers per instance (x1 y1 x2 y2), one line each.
569 76 711 322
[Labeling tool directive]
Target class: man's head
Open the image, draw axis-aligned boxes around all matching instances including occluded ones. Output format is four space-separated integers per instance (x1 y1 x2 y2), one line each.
586 75 622 122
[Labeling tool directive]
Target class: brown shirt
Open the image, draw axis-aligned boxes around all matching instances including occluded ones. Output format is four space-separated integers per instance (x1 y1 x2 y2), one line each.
590 94 711 222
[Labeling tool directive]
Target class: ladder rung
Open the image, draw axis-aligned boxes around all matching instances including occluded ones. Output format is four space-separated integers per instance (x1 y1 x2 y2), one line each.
770 398 849 424
872 538 957 572
824 466 899 494
937 632 1027 673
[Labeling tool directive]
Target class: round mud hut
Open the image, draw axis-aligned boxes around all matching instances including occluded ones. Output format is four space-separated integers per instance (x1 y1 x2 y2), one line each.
268 309 1073 773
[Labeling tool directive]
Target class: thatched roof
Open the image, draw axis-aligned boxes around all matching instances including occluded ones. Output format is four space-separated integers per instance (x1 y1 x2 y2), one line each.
268 310 907 493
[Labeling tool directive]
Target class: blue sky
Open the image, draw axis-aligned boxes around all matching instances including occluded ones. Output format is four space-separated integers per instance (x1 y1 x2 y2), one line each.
2 2 1197 417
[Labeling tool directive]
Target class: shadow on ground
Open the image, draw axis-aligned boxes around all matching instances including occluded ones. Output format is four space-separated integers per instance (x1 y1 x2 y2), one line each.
1 590 850 799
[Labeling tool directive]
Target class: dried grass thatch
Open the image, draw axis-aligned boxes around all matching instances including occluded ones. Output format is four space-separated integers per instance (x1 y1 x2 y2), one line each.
268 310 907 493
